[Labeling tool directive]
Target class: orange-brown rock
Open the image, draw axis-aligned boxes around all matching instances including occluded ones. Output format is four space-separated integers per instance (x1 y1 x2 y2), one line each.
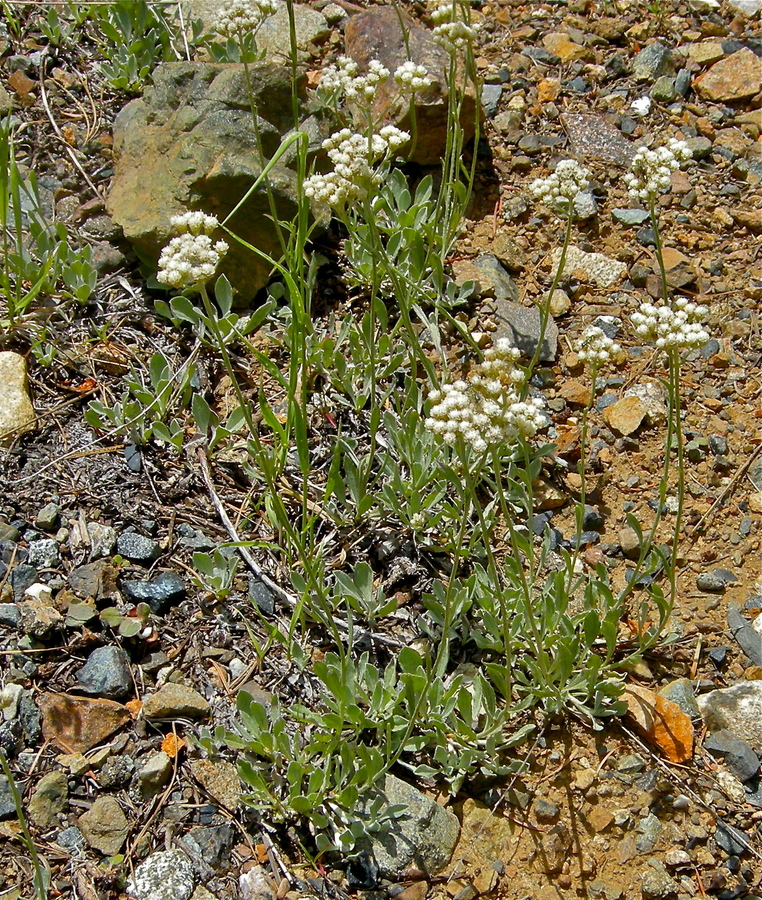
601 396 647 435
39 693 130 753
623 685 694 763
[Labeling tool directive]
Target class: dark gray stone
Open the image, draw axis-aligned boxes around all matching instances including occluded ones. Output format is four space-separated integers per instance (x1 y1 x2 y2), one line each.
675 68 692 97
10 565 38 601
686 136 713 160
182 823 236 870
707 646 729 667
0 604 20 627
18 690 41 744
121 572 185 613
522 47 560 66
474 254 519 303
176 524 215 551
481 84 502 117
582 505 604 530
249 578 275 615
704 729 760 782
75 646 133 699
56 825 86 852
715 822 748 856
116 532 161 564
0 776 17 819
635 812 661 853
728 605 762 667
517 133 565 155
492 299 558 362
534 798 559 821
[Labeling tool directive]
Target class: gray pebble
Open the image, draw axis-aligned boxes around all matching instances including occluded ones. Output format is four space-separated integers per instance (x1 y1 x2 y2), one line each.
121 572 185 613
696 572 726 593
116 532 161 564
75 646 133 699
611 208 650 226
35 503 60 532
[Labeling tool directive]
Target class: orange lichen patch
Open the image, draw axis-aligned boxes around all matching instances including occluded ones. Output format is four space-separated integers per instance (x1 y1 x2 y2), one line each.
161 732 185 758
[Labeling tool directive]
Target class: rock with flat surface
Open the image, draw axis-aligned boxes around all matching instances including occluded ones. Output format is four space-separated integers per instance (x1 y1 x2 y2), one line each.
344 7 477 165
28 771 68 829
561 113 635 166
355 774 460 876
492 299 558 362
632 43 673 81
142 682 210 719
0 352 35 444
698 682 762 751
695 48 762 102
78 796 129 856
602 397 647 435
108 62 318 300
39 693 130 753
549 245 627 288
76 646 133 699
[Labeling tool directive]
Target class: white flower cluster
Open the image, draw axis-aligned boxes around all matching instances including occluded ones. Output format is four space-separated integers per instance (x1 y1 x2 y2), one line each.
319 56 390 103
624 138 692 203
631 297 709 350
577 325 621 368
157 212 229 290
431 3 480 51
394 61 432 92
425 338 546 453
530 159 592 214
304 125 410 208
218 0 278 37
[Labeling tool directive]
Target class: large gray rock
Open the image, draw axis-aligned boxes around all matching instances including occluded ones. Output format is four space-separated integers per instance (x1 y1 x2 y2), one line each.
0 352 35 444
345 7 478 165
355 774 460 877
108 62 324 300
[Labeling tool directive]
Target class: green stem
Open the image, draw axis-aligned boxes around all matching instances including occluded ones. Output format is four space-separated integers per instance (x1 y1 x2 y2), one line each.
523 207 574 397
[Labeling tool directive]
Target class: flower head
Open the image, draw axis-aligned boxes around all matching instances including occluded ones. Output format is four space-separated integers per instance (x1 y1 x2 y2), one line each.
394 61 432 93
577 325 621 368
319 56 389 104
157 212 228 290
631 297 709 351
218 0 279 37
304 125 410 209
425 338 545 454
431 3 480 51
624 138 692 203
530 159 592 216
